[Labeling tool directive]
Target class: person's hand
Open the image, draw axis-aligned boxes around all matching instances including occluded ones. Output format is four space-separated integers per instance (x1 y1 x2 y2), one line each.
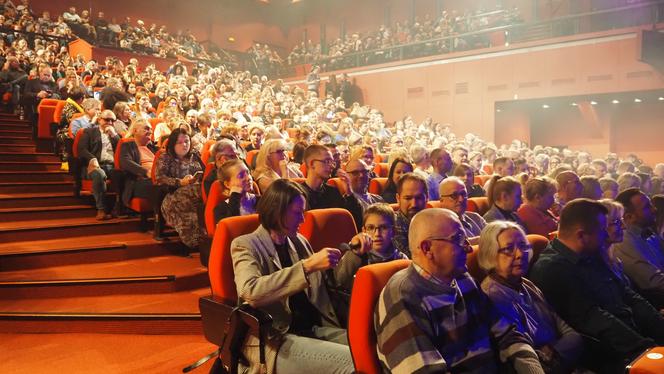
37 90 48 98
180 175 193 186
87 158 100 175
335 168 351 195
303 247 342 273
349 232 372 255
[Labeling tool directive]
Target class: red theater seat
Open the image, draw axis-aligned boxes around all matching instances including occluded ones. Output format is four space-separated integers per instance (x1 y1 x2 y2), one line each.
368 178 388 195
299 208 357 252
467 197 490 216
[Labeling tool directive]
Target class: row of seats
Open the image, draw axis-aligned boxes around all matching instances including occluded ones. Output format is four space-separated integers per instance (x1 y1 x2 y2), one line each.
202 208 550 372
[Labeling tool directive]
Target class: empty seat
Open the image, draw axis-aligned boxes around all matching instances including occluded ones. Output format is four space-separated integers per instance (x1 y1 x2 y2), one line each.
299 208 357 252
467 197 490 216
368 178 388 195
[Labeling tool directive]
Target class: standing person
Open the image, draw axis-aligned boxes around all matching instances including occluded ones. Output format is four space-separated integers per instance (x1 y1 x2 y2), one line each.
231 179 354 374
306 65 321 94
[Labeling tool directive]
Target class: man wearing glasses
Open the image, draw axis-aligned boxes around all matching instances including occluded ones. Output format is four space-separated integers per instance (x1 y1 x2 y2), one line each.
203 138 238 197
345 158 384 211
301 144 363 231
77 109 118 220
375 208 544 373
439 177 486 239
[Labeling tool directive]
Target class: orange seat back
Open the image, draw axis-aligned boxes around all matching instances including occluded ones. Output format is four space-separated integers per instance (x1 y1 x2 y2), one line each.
246 150 259 170
72 128 84 158
368 178 388 195
373 163 389 177
475 174 493 187
426 200 442 208
326 178 349 196
548 231 558 241
373 154 384 163
348 259 411 374
526 234 549 267
151 150 162 184
201 163 217 204
466 244 485 282
467 197 490 216
37 99 60 138
300 162 307 177
114 138 133 169
627 346 664 374
482 164 494 175
208 214 261 301
200 139 216 165
52 100 67 124
299 208 357 252
205 180 228 238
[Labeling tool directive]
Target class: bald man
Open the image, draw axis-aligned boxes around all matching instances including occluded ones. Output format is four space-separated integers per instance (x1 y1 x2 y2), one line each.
345 158 384 211
375 208 543 373
439 177 486 238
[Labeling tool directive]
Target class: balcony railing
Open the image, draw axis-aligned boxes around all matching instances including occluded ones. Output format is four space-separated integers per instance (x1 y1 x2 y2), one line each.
276 0 664 78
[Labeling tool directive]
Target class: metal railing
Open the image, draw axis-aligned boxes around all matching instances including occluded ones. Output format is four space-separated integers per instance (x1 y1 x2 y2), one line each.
278 0 664 77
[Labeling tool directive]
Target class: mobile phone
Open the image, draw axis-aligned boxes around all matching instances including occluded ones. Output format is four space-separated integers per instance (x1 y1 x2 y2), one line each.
93 91 101 100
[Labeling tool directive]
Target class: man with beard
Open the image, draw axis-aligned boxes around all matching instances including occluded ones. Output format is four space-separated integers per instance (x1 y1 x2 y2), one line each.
392 173 428 258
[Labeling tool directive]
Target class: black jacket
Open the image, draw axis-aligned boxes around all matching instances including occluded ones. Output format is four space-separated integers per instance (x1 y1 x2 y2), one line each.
77 126 120 168
119 140 156 205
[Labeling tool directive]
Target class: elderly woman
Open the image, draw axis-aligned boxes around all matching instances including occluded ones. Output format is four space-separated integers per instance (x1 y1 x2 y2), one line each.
252 139 301 193
484 176 527 231
380 157 413 203
155 128 205 256
231 179 353 374
478 221 583 373
516 177 558 237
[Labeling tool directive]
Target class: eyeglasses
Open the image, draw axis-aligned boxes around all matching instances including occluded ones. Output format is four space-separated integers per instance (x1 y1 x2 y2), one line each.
312 159 335 166
440 191 467 200
270 149 286 155
497 243 533 257
348 169 369 177
219 152 238 159
364 224 392 233
427 233 471 250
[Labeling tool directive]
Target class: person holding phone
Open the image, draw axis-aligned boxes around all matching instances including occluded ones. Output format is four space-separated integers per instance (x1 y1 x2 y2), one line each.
155 128 205 256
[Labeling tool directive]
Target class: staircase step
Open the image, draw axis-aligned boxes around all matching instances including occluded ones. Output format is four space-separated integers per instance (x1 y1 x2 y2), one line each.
0 255 208 298
0 232 183 270
0 152 59 162
0 216 144 243
0 170 72 183
0 192 86 209
0 204 94 222
0 128 32 137
0 313 202 334
2 333 216 372
0 144 36 153
0 161 62 171
0 181 74 194
0 136 32 144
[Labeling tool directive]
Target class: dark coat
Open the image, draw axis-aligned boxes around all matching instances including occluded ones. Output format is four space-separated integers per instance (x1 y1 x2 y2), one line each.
119 140 156 205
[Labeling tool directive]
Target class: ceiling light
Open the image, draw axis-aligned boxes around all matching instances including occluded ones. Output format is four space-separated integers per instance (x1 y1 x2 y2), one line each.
571 102 578 106
658 97 664 101
634 98 642 103
496 109 501 113
542 104 550 109
590 101 598 105
612 99 620 104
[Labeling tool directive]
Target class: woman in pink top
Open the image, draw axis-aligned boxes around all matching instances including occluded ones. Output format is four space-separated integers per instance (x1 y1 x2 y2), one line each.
516 177 558 237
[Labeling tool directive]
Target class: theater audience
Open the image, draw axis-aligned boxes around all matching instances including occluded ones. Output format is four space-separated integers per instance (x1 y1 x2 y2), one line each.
375 208 544 373
617 172 642 193
438 177 486 238
112 101 132 137
427 147 453 200
554 171 583 214
253 139 300 193
203 139 238 196
598 199 631 285
529 199 664 373
231 179 353 374
70 98 101 136
516 177 558 237
212 159 258 224
483 176 526 231
392 172 428 258
381 157 413 203
478 221 583 373
77 109 119 220
155 128 205 256
599 177 619 199
301 144 363 232
613 188 664 309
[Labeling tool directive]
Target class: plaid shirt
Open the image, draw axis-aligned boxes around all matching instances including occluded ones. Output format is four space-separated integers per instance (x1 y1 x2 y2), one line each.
375 263 542 374
392 211 411 258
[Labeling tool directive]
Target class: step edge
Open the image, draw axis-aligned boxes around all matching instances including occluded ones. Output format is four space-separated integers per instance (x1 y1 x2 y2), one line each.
1 242 128 256
0 274 176 287
0 217 141 232
0 312 201 319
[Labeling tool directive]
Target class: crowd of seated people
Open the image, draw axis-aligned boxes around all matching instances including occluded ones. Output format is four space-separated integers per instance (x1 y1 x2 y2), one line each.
8 4 664 370
286 5 522 73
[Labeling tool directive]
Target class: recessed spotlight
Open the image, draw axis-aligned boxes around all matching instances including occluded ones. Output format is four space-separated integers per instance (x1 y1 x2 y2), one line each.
513 94 518 100
542 104 550 109
658 97 664 101
496 109 502 113
612 99 620 104
571 102 578 106
590 101 598 105
634 98 642 103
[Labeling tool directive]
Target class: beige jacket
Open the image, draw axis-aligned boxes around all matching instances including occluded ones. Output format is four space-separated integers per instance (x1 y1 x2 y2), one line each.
231 225 341 374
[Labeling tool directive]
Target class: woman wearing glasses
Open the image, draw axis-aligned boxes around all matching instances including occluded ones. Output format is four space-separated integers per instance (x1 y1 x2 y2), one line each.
253 139 301 193
478 221 583 373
